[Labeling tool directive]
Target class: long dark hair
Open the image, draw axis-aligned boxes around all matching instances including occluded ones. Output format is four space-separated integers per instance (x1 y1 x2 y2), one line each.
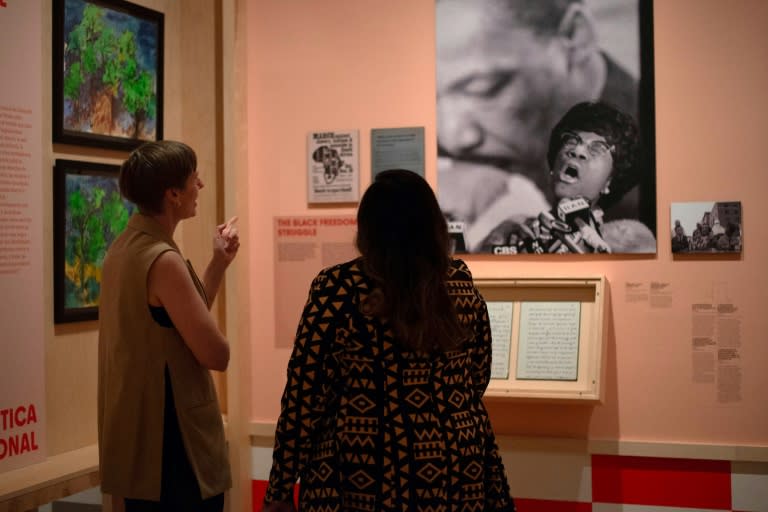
355 170 466 353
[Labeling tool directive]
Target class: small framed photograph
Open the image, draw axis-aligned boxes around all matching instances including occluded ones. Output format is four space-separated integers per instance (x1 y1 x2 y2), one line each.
52 0 164 150
54 159 136 323
670 201 742 254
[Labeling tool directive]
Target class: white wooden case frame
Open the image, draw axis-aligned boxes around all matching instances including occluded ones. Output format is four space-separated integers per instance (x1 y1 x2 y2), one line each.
477 276 608 402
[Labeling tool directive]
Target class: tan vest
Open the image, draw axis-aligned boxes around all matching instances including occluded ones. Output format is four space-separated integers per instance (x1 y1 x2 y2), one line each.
97 214 231 500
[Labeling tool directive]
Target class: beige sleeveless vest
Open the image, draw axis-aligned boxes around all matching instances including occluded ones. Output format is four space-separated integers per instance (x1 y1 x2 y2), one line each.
97 214 231 500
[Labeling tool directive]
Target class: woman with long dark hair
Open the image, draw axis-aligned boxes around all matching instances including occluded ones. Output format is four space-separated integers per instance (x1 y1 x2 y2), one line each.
264 170 514 511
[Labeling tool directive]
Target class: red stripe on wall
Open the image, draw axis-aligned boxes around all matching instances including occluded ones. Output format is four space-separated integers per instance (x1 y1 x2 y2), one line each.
592 454 731 509
515 498 591 512
252 480 300 512
252 480 267 511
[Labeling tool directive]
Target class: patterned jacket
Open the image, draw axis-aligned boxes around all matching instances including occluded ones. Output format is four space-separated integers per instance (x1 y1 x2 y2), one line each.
265 258 514 511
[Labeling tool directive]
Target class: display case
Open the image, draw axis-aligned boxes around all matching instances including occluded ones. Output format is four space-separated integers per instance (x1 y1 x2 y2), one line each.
477 276 608 402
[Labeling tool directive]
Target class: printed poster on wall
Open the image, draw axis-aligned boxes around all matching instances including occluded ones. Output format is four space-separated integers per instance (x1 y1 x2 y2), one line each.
273 216 358 348
0 0 47 472
307 130 359 203
371 127 425 178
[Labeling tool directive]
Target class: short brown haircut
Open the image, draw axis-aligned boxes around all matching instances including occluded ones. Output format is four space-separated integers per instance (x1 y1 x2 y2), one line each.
119 140 197 214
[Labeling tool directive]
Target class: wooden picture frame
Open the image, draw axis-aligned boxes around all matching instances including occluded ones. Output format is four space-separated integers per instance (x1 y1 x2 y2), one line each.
54 159 135 323
476 276 608 402
52 0 164 151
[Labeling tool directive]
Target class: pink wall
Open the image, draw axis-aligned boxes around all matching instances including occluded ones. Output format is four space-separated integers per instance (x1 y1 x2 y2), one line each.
244 0 768 448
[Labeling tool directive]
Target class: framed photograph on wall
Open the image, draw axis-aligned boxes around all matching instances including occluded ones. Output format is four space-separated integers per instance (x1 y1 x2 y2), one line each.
54 159 135 323
670 201 742 254
52 0 164 151
435 0 656 255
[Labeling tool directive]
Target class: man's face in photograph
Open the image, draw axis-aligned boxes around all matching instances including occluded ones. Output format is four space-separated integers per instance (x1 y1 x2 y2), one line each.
436 0 582 184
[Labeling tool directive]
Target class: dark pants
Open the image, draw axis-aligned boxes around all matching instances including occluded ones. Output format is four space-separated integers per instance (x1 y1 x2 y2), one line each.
125 494 224 512
124 367 225 512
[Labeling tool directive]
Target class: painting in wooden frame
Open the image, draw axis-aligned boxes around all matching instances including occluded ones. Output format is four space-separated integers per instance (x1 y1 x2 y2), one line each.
54 159 135 323
52 0 164 150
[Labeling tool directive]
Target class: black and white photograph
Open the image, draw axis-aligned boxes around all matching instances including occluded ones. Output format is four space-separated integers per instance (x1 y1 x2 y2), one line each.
670 201 742 254
435 0 656 254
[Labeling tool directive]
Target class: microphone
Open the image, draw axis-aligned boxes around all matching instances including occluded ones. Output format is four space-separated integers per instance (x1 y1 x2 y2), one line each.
538 210 571 233
556 197 592 227
555 197 611 253
511 198 612 254
533 210 583 253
